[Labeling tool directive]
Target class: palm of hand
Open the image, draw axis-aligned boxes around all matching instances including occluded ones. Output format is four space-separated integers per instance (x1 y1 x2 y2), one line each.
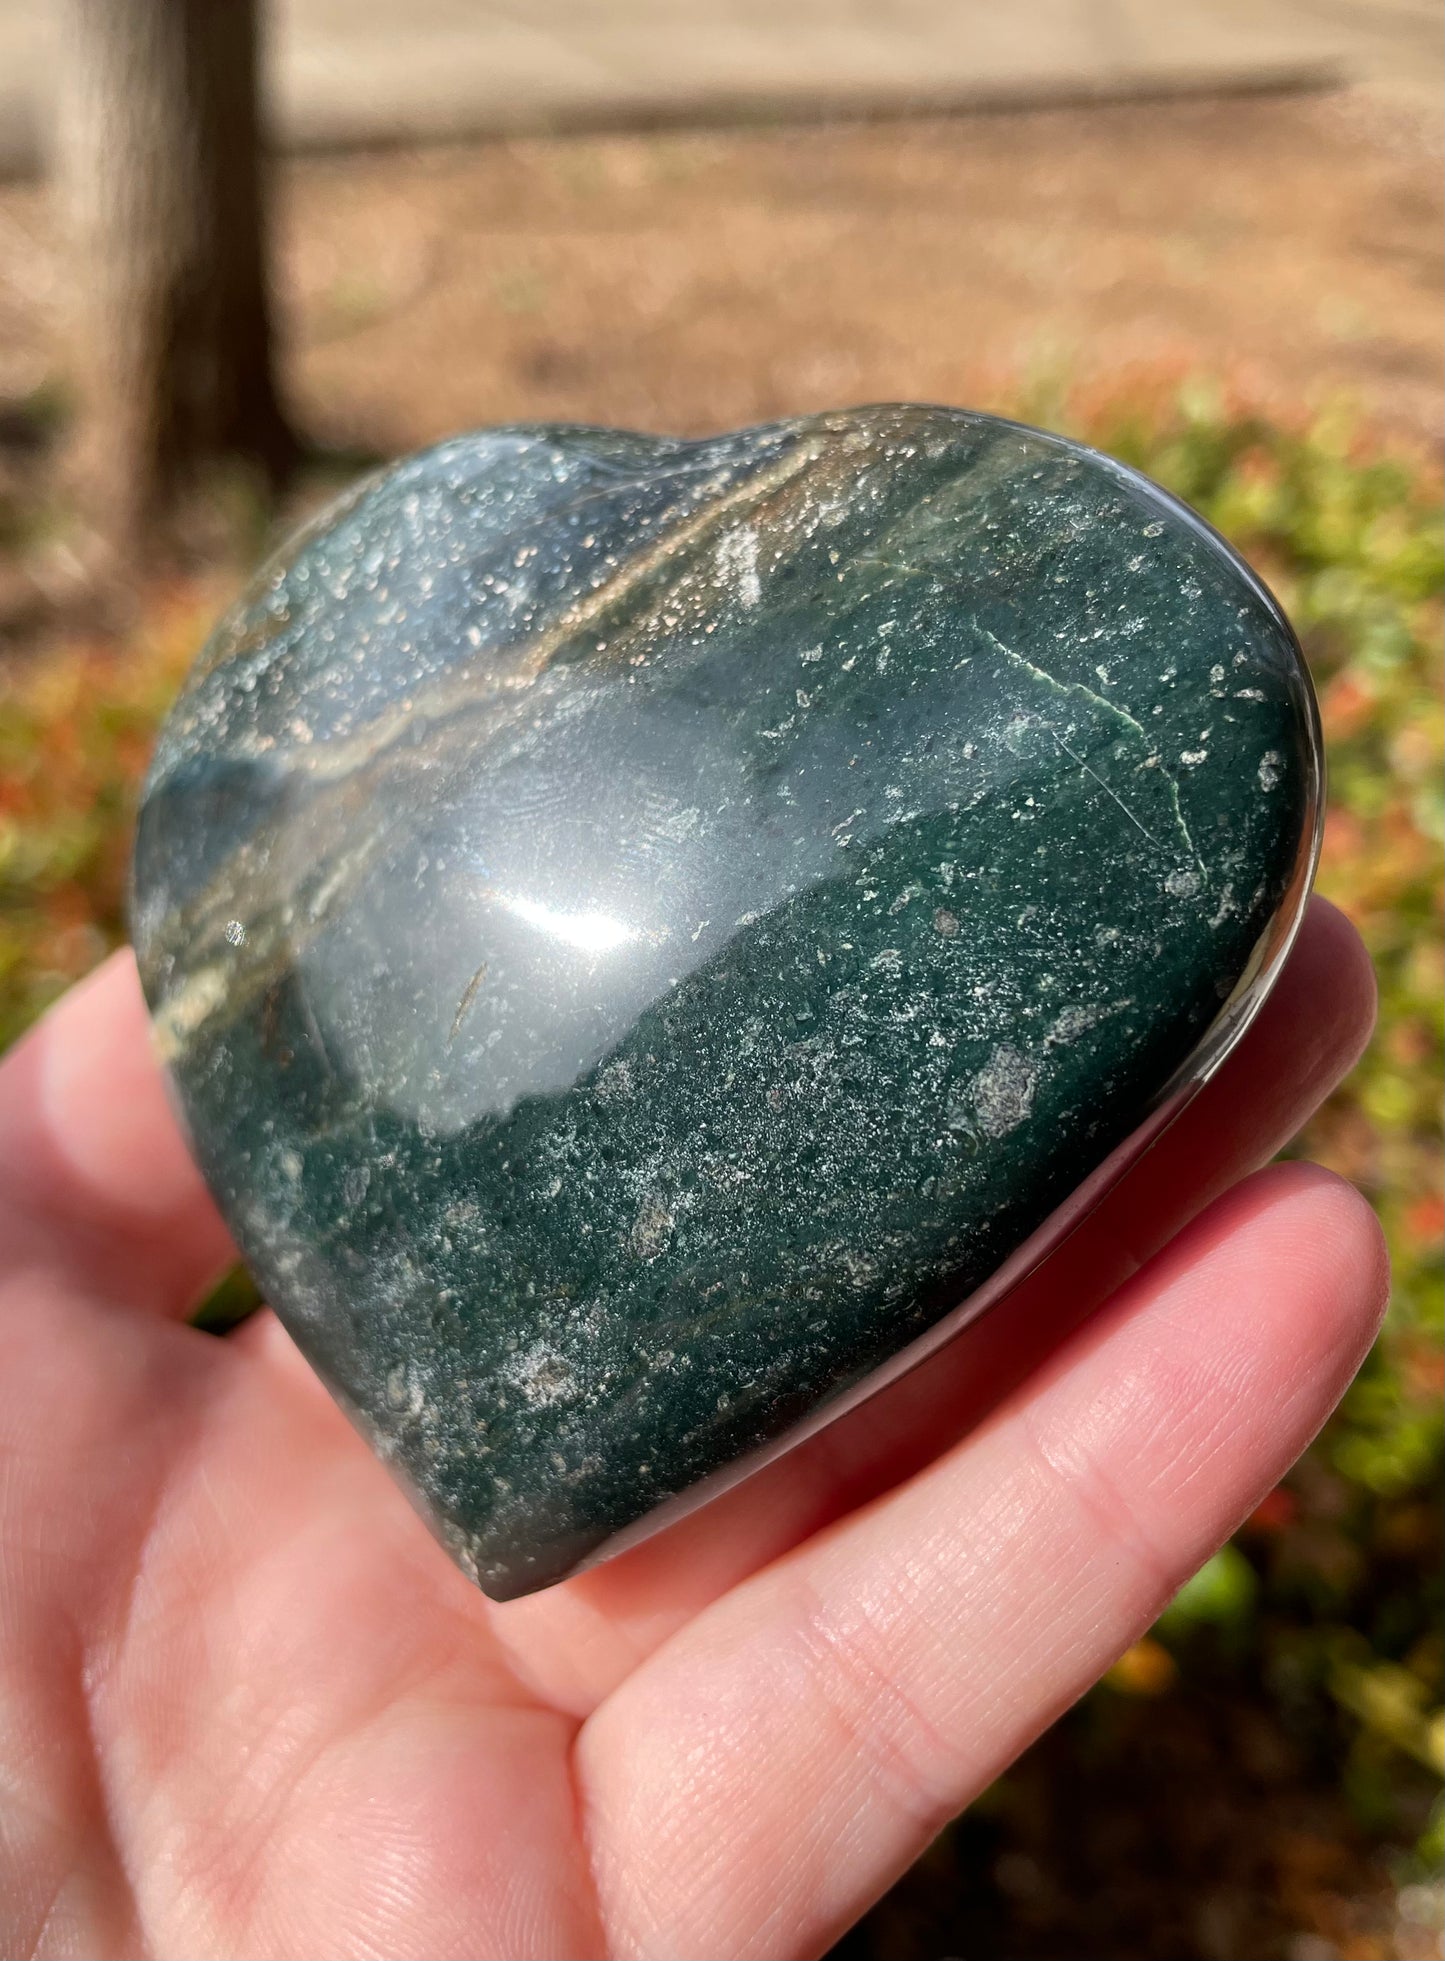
0 906 1383 1960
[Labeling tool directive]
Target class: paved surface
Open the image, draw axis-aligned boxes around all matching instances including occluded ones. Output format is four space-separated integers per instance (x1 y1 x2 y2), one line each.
0 0 1438 175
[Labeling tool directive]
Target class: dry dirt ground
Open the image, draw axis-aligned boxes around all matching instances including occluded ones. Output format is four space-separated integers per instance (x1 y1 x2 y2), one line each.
296 90 1441 456
0 87 1441 468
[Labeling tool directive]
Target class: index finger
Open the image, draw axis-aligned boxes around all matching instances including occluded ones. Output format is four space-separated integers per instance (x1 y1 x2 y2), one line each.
0 952 235 1317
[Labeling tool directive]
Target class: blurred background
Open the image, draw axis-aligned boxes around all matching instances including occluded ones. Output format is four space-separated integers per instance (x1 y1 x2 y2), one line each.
0 3 1440 1955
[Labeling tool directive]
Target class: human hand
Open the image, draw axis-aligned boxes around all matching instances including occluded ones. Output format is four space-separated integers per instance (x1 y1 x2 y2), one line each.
0 899 1385 1960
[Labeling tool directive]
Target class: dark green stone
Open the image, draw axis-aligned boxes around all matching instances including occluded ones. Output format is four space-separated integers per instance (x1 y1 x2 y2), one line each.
132 405 1318 1598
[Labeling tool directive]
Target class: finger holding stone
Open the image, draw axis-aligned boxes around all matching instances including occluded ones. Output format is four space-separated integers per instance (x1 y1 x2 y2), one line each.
0 952 236 1318
577 1163 1387 1961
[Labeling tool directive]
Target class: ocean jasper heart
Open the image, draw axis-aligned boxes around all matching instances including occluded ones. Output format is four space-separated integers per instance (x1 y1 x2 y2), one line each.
132 405 1319 1599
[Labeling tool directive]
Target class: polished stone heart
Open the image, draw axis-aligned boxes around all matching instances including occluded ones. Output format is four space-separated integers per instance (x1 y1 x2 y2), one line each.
132 405 1318 1598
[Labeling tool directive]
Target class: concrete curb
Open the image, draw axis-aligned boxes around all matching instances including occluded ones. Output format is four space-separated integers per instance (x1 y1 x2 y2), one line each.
0 17 1348 184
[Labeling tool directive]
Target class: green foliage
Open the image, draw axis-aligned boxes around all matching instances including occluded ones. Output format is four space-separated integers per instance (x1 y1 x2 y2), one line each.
0 583 221 1050
1 390 1440 1850
1078 386 1444 1850
1159 1544 1259 1634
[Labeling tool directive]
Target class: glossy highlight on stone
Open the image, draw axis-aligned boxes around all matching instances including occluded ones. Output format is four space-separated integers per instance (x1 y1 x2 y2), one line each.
132 405 1320 1599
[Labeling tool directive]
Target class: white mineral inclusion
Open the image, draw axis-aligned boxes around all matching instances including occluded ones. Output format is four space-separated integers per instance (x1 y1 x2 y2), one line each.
972 1044 1040 1138
715 525 762 607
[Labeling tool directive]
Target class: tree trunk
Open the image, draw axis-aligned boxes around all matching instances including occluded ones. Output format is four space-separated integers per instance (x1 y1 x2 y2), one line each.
56 0 296 563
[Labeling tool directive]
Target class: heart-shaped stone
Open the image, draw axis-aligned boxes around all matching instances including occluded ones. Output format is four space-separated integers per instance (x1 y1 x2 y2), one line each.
133 405 1318 1598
